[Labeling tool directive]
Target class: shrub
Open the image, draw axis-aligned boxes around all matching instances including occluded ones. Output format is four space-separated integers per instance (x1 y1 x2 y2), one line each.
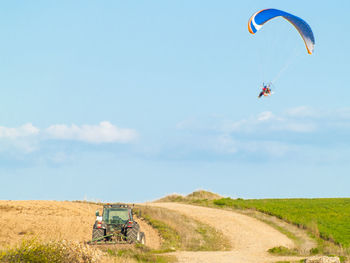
268 246 298 256
0 238 102 263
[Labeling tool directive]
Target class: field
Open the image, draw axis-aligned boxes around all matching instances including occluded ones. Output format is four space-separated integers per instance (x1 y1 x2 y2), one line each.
213 197 350 249
0 201 168 263
1 193 349 262
0 200 229 263
0 200 100 248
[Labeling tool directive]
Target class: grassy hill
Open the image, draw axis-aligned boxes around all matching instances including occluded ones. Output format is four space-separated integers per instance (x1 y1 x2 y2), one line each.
157 190 222 202
214 198 350 249
160 191 350 251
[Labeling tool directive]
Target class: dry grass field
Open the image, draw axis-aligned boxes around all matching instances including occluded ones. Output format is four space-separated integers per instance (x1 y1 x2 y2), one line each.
0 201 170 263
0 200 101 248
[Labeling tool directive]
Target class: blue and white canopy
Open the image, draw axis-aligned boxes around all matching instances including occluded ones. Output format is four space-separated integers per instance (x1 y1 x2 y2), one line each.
248 8 315 54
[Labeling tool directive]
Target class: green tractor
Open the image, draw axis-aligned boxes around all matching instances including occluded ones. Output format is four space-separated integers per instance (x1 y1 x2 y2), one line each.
89 204 145 245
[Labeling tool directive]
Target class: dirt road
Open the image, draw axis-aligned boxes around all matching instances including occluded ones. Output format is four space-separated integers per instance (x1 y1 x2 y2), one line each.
149 202 303 263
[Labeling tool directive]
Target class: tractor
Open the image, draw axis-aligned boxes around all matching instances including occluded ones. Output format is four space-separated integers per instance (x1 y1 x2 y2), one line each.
89 204 145 245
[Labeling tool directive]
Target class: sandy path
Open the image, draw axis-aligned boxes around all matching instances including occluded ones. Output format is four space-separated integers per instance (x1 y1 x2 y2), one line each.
148 203 303 263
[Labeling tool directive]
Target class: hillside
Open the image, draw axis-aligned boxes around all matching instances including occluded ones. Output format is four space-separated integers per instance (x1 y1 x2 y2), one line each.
1 194 348 262
148 202 304 263
157 190 222 202
214 197 350 249
158 190 350 257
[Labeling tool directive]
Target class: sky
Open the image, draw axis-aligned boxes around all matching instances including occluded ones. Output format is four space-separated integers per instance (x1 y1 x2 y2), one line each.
0 1 349 202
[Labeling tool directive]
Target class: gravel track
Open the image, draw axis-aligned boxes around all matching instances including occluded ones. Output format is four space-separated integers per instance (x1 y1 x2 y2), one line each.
148 202 304 263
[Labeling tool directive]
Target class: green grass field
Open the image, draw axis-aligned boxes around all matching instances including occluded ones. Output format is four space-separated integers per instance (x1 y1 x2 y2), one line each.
213 198 350 248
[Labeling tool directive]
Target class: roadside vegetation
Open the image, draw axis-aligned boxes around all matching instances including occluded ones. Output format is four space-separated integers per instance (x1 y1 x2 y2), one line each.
102 245 176 263
0 238 102 263
0 239 175 263
134 205 231 252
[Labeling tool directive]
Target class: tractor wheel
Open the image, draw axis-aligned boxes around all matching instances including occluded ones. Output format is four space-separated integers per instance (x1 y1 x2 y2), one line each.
126 227 138 243
92 228 105 241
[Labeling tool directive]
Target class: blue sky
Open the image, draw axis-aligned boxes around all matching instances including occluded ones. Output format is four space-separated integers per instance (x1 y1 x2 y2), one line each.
0 1 349 201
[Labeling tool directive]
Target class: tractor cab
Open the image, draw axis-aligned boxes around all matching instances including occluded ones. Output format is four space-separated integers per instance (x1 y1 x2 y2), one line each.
102 204 132 225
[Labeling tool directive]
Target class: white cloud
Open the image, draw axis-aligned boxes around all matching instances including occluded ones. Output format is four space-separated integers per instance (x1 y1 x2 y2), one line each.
286 106 350 121
172 106 350 160
214 134 238 154
0 123 40 153
176 118 196 130
0 123 39 139
45 121 138 143
227 140 293 157
0 122 138 144
221 119 247 133
280 122 316 132
210 135 294 157
334 108 350 120
257 111 274 121
0 121 138 155
220 109 315 134
285 106 319 118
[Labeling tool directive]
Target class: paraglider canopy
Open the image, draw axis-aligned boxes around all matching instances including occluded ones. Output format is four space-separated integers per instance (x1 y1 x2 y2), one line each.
248 8 315 54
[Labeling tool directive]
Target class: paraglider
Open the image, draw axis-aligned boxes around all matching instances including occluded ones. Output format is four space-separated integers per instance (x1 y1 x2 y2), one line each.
248 8 315 98
258 83 273 98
